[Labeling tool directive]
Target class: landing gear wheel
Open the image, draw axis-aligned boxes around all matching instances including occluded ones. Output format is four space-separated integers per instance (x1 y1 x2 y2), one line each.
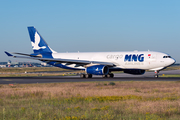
88 74 92 78
80 74 85 78
154 70 159 78
110 73 114 78
102 75 107 78
85 74 92 78
107 73 114 78
102 73 114 78
154 74 159 78
107 74 111 78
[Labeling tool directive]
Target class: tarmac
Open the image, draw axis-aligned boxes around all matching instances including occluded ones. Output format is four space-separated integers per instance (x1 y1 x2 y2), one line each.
0 70 180 84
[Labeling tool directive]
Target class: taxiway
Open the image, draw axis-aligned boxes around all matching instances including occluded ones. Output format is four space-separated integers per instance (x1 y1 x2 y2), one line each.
1 76 180 84
0 70 180 84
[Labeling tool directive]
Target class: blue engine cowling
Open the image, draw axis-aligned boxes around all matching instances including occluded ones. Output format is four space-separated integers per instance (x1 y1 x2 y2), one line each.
86 65 109 75
124 69 145 75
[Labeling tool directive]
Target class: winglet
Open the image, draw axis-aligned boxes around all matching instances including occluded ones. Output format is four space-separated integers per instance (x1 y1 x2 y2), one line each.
4 51 13 57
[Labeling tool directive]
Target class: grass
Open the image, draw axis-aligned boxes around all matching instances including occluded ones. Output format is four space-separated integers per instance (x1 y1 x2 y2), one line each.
1 81 180 119
0 67 70 73
0 67 84 77
0 72 78 77
162 66 180 71
160 74 180 77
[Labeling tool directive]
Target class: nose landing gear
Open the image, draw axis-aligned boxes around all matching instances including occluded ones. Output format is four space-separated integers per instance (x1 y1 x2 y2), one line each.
154 71 159 78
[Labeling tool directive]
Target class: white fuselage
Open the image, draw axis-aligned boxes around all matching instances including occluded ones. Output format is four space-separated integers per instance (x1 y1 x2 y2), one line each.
6 26 176 78
51 51 175 71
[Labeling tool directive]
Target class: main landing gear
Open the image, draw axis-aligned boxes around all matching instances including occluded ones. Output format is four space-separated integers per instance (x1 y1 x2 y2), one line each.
102 73 114 78
154 70 159 78
80 73 114 78
80 74 92 78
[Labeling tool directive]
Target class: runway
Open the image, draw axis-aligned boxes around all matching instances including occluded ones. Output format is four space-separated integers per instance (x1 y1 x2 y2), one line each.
0 70 180 84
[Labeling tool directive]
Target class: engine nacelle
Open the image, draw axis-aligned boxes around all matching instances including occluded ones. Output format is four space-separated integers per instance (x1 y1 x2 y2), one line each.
86 65 109 75
124 69 145 75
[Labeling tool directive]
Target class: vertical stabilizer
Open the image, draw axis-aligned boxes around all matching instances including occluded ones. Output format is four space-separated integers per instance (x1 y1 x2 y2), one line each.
28 26 57 54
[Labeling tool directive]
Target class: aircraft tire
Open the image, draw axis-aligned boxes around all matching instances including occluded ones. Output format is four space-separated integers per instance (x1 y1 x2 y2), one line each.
80 74 85 78
107 74 111 78
106 73 114 78
85 74 92 78
88 74 92 78
85 74 89 78
154 74 159 78
102 75 107 78
110 73 114 78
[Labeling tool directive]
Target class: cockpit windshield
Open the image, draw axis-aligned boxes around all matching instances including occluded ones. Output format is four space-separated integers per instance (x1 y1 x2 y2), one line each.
163 56 171 58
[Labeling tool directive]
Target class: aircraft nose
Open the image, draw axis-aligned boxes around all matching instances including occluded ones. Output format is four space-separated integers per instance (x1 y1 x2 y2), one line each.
170 58 176 65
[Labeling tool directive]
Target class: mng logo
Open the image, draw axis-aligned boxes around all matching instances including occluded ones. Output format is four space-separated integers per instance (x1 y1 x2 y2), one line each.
124 54 144 62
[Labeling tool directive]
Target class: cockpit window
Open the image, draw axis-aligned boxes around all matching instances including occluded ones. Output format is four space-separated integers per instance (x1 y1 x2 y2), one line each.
163 56 171 58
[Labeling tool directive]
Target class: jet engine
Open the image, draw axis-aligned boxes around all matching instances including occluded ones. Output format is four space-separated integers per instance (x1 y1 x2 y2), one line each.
86 65 109 75
123 69 145 75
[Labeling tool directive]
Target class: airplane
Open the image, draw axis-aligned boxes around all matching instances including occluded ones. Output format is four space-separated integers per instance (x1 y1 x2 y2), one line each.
5 26 176 78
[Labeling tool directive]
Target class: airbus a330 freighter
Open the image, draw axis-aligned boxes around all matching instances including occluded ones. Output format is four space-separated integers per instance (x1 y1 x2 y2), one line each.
5 26 176 78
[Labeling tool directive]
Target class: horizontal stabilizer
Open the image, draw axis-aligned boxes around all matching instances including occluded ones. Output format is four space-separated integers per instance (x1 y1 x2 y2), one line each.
12 52 41 57
4 51 13 57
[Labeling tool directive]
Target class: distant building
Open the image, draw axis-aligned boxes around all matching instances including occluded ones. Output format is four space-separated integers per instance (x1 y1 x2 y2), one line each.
41 62 47 66
0 62 7 65
0 65 6 68
0 61 54 68
0 62 7 67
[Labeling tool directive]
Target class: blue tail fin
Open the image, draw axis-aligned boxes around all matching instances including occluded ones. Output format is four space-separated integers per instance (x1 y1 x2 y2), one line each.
28 26 56 54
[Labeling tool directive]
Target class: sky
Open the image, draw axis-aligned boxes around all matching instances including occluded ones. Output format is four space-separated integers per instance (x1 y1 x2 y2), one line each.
0 0 180 62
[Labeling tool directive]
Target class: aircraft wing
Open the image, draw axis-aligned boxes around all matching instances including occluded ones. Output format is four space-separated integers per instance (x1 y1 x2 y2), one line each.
5 51 115 67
